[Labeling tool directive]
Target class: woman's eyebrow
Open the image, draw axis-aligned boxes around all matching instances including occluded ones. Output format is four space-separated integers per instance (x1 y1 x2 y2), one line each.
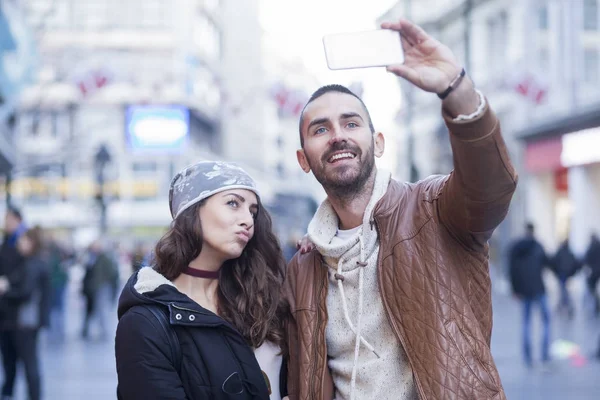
224 193 258 207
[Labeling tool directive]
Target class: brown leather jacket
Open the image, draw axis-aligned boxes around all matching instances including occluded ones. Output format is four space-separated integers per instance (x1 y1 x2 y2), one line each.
285 104 517 400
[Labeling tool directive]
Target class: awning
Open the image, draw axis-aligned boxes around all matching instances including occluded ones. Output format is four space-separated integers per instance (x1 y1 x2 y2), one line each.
517 102 600 142
525 136 562 173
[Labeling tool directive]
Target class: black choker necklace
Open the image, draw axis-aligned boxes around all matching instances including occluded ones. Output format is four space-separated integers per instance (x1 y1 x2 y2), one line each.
182 266 220 279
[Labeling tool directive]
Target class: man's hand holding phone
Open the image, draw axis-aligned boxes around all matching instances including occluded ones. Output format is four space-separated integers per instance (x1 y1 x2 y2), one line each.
323 19 480 116
382 19 479 116
380 19 462 94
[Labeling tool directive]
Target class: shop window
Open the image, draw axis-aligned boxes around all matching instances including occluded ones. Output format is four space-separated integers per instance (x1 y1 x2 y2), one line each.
584 0 599 31
538 5 549 31
584 49 599 83
487 11 508 73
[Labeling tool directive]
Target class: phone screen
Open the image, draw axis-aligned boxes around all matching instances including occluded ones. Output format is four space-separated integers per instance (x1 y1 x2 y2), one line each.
323 29 404 70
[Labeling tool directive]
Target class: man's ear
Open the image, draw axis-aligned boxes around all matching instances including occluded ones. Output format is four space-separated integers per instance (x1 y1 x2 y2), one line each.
297 149 311 173
374 132 385 158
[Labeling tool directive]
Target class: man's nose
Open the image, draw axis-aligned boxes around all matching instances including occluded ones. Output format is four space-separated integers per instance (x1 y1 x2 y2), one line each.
328 124 348 144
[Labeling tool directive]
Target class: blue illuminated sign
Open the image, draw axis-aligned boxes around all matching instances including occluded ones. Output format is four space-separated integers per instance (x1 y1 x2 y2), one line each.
126 105 189 153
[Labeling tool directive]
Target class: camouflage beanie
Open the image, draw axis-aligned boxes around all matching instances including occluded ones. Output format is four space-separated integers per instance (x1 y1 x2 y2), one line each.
169 161 259 219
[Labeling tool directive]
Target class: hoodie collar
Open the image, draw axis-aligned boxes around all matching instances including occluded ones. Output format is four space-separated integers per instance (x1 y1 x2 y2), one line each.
308 169 391 261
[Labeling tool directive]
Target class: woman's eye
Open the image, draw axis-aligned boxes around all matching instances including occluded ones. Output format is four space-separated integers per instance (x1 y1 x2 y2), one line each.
227 200 239 208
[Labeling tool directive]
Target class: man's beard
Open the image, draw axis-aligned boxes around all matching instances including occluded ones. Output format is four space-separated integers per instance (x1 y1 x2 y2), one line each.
306 139 375 199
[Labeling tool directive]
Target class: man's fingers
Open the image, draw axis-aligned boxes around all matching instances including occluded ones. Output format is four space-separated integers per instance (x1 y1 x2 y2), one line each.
386 64 418 83
381 21 401 31
396 18 429 45
382 21 420 49
400 33 413 52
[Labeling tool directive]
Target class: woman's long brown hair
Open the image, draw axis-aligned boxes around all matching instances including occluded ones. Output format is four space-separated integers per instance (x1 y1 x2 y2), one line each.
153 200 287 353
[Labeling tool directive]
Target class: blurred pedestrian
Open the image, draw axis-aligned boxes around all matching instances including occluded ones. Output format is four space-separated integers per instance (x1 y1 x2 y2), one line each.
115 161 288 399
551 239 582 318
130 242 146 274
0 206 27 400
508 222 552 367
0 227 51 400
47 238 71 342
81 239 118 340
583 233 600 317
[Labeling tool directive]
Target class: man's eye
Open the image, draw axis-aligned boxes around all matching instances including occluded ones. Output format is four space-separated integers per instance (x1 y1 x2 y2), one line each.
315 127 327 134
347 122 358 128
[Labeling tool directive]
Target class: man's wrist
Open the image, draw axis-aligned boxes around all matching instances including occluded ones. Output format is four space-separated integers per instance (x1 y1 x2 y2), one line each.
441 76 480 118
437 68 466 100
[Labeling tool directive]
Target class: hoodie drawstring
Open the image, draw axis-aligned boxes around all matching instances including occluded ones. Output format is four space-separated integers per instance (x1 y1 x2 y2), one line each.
334 262 379 356
350 238 365 400
335 235 380 400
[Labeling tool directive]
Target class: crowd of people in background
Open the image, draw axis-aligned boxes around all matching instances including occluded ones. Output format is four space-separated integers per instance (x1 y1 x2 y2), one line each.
0 210 598 398
509 223 600 369
0 206 123 400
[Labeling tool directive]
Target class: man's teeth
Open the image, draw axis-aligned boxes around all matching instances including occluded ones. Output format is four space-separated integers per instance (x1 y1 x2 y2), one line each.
330 152 355 162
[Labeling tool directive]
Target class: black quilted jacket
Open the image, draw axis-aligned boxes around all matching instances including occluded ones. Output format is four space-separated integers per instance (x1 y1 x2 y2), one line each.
115 268 270 400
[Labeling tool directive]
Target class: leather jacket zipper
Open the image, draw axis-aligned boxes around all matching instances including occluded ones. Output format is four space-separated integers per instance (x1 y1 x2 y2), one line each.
373 217 427 400
308 261 327 400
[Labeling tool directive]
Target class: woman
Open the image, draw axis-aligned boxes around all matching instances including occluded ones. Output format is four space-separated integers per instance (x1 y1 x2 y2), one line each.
0 226 51 400
115 161 288 399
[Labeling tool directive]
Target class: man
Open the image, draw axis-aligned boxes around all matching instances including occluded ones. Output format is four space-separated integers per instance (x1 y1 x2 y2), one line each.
551 238 580 318
584 233 600 360
285 19 517 400
508 223 551 367
81 239 118 340
0 206 27 400
583 233 600 317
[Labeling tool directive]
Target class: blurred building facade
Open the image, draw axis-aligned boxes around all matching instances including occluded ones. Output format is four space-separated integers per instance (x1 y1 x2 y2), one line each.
7 0 280 242
0 1 36 185
382 0 600 265
261 42 324 243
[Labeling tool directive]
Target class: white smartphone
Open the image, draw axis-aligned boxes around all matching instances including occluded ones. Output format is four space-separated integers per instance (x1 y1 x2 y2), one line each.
323 29 404 70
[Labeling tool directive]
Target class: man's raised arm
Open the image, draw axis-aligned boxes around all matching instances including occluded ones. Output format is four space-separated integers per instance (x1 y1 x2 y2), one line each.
382 19 518 250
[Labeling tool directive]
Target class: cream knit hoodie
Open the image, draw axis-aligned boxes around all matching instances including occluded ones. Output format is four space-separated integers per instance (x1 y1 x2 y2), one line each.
307 169 416 400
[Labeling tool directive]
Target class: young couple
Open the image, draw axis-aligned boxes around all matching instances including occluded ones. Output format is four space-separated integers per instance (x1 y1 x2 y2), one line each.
115 19 517 400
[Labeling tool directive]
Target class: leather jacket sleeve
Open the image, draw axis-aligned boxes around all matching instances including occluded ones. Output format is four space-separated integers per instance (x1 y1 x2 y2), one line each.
437 101 518 252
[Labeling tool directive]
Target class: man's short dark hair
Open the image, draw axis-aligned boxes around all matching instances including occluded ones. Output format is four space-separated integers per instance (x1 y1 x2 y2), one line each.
298 84 375 147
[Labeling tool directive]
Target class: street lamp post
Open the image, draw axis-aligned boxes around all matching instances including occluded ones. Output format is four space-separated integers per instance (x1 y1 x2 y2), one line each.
94 144 111 234
404 0 418 182
5 170 12 208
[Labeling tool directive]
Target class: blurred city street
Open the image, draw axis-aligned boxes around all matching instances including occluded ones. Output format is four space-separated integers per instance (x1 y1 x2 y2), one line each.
4 272 598 399
492 277 600 400
0 0 600 398
12 267 118 400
